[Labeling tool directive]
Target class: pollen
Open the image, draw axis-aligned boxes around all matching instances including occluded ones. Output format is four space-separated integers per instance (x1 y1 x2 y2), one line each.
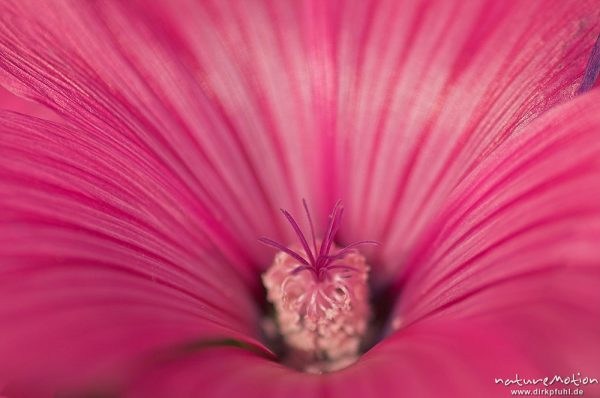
260 200 377 372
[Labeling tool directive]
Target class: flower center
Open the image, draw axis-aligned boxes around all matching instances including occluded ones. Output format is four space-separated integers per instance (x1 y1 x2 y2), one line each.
259 200 377 373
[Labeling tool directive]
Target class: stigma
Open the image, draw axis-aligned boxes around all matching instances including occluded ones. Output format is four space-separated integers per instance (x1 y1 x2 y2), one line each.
260 200 377 373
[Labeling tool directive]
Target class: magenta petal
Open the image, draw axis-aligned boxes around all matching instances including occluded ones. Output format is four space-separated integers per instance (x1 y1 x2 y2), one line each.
329 0 600 282
0 86 60 121
2 2 598 277
124 319 552 397
398 89 600 321
0 113 268 395
0 0 298 274
388 89 600 384
126 347 321 398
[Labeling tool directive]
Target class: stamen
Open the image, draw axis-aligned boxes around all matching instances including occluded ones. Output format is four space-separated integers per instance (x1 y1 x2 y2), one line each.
280 209 316 265
258 237 309 265
259 200 378 373
302 198 319 256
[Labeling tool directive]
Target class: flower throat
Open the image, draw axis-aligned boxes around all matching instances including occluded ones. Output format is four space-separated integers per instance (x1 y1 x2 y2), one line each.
260 200 377 373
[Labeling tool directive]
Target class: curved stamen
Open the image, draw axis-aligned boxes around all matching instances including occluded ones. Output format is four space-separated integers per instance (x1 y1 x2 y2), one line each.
258 237 309 265
302 199 319 256
326 240 380 261
318 201 343 261
280 209 316 266
260 201 379 275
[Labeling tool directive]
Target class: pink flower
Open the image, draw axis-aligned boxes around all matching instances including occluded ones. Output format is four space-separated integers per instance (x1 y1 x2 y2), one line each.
0 0 599 397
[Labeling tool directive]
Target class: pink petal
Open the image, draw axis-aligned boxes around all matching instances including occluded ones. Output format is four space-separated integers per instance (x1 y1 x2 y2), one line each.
0 1 598 283
0 86 60 121
397 87 600 321
122 319 550 398
332 0 600 282
0 113 269 396
126 347 321 398
391 88 600 380
0 0 289 279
